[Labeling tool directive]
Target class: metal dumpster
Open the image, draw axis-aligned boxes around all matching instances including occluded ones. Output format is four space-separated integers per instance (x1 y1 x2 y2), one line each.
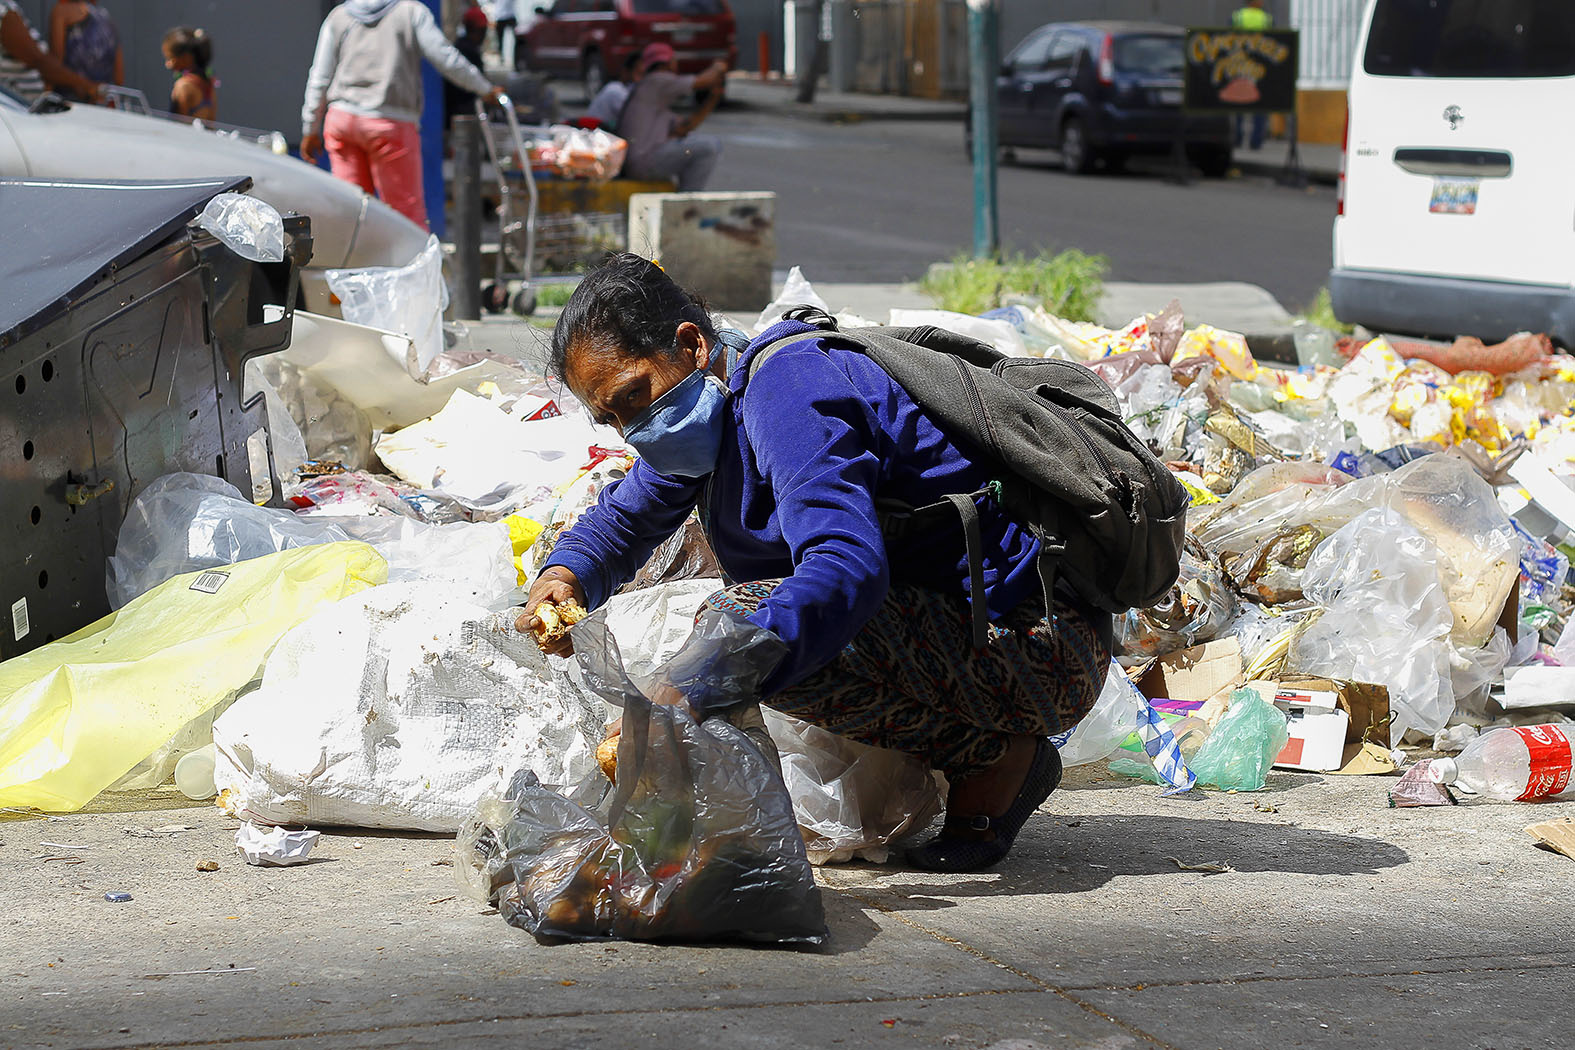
0 176 311 659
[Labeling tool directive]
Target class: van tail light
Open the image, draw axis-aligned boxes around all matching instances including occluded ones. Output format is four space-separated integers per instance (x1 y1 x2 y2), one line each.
1098 34 1115 85
1336 107 1349 216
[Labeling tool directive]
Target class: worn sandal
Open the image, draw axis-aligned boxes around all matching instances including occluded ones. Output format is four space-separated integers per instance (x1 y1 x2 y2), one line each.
905 737 1062 873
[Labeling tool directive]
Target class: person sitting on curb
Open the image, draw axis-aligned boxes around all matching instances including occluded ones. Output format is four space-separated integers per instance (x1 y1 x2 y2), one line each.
300 0 502 230
617 43 726 191
583 50 641 132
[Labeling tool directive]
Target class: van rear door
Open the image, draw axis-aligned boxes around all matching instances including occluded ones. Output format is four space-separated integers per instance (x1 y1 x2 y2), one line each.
1341 0 1575 287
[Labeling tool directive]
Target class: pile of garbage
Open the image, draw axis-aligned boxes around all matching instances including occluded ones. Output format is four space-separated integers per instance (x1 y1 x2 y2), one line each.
5 261 1575 946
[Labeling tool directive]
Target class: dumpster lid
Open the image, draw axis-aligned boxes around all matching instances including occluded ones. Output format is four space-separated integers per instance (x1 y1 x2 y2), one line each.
0 175 251 345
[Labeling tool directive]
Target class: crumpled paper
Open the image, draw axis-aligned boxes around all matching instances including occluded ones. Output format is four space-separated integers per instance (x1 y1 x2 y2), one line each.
235 822 321 866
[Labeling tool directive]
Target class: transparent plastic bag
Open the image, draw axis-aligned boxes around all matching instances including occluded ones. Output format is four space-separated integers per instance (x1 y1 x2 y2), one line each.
1051 661 1146 767
460 606 826 945
108 473 518 609
195 192 284 263
1113 688 1286 791
1288 509 1456 742
762 708 943 865
107 474 353 608
326 234 449 374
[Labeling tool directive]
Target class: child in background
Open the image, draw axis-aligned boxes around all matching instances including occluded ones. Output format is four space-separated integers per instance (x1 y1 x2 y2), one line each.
162 26 215 121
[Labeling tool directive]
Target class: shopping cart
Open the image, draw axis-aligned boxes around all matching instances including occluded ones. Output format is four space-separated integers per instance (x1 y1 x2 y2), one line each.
476 93 543 317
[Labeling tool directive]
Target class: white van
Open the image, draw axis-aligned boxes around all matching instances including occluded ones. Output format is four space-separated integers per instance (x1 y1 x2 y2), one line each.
1330 0 1575 345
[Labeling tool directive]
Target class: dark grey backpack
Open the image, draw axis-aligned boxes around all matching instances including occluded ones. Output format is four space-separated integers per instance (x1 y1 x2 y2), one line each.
745 309 1189 647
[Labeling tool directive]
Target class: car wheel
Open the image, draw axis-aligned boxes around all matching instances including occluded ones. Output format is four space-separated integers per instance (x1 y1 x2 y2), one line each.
511 287 538 317
581 50 605 103
1194 146 1233 178
1060 117 1095 175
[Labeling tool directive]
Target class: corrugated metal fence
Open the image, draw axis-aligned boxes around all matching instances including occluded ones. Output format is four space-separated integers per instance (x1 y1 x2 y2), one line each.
1289 0 1366 88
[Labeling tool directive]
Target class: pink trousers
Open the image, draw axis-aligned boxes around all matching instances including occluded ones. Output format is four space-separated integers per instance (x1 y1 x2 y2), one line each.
324 106 427 229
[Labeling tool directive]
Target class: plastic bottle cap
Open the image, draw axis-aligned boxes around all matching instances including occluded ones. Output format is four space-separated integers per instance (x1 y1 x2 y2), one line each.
1427 757 1458 785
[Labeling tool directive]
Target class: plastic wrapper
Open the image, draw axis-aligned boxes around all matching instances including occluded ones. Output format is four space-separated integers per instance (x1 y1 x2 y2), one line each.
1287 509 1457 742
457 605 826 946
0 543 386 812
195 192 284 263
888 308 1029 358
762 709 943 865
528 125 627 181
753 265 830 334
1116 538 1239 659
326 234 448 373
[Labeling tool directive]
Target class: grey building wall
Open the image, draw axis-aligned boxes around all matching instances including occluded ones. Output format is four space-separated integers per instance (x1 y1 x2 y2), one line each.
13 0 336 135
731 0 786 72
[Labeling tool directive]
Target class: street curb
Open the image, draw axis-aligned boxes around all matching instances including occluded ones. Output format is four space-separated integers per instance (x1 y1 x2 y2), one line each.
724 98 965 125
1234 155 1339 187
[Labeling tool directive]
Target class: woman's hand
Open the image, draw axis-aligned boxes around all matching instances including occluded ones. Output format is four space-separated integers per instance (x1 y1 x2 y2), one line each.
516 566 587 657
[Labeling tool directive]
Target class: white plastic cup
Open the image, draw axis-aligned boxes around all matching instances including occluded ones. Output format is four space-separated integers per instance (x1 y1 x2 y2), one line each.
174 744 217 800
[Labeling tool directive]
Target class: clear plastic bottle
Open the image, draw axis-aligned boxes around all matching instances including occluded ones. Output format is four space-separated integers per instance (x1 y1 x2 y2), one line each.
1428 724 1575 801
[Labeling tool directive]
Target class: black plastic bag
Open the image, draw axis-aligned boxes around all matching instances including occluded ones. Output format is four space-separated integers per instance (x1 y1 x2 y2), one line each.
467 608 827 947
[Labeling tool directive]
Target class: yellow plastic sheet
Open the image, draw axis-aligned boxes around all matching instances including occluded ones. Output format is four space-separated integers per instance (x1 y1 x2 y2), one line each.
0 542 387 812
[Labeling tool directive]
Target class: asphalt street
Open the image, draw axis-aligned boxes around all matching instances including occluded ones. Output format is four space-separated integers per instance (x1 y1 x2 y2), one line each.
704 108 1337 312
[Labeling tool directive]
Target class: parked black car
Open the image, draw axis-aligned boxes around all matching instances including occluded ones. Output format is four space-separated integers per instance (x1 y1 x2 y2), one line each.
974 21 1234 177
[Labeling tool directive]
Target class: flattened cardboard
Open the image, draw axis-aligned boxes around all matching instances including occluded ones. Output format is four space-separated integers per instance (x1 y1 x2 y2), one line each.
1525 818 1575 861
1135 637 1243 704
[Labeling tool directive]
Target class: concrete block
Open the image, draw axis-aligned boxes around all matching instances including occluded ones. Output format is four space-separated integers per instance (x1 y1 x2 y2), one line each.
628 192 776 311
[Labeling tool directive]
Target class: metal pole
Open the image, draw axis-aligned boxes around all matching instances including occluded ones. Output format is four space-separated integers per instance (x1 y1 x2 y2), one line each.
966 0 999 258
451 113 483 321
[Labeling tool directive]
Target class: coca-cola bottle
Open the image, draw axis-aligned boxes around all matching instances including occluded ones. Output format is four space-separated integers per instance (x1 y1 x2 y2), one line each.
1428 724 1575 802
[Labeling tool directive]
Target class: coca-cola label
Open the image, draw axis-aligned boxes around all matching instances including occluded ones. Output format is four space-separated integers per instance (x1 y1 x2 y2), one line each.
1513 725 1573 802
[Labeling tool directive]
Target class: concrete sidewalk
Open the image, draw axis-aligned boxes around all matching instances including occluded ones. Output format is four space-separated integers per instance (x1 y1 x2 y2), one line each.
4 768 1569 1049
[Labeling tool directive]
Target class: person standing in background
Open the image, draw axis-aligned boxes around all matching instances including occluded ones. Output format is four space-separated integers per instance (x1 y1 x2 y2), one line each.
491 0 516 71
162 26 215 121
582 50 641 131
445 4 488 127
49 0 119 102
1231 0 1271 150
0 0 101 102
300 0 502 229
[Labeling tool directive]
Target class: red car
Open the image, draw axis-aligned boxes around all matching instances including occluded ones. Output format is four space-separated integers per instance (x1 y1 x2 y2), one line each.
521 0 737 100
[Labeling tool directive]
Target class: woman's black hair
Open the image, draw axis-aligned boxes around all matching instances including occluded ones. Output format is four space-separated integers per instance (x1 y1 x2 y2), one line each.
163 26 213 75
549 252 716 380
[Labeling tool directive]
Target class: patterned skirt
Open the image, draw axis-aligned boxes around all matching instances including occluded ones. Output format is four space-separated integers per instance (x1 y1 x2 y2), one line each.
702 581 1110 779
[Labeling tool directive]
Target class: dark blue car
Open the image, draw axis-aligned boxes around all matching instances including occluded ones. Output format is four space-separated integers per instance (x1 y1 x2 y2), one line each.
978 21 1234 177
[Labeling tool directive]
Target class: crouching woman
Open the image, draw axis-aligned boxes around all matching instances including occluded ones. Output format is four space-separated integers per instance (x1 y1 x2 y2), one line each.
521 254 1110 872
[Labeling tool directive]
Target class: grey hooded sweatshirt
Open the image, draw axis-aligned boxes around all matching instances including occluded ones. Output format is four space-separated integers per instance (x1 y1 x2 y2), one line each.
301 0 492 136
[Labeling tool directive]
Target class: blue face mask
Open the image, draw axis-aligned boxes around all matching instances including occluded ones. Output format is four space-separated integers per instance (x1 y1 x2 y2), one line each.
622 366 730 478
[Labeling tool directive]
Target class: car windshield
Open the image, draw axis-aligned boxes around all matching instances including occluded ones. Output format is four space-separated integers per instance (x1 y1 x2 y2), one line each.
1365 0 1575 77
1114 34 1184 77
631 0 725 13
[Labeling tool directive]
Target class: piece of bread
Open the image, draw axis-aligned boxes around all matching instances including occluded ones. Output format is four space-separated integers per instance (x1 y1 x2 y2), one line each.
531 599 587 648
596 737 619 784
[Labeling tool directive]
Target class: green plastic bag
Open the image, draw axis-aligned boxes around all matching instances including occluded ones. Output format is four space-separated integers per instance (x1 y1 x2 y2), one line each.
1111 690 1288 792
0 542 387 812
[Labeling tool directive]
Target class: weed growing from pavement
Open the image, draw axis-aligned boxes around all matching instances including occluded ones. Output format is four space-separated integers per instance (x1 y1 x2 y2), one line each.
1297 286 1354 334
920 249 1108 320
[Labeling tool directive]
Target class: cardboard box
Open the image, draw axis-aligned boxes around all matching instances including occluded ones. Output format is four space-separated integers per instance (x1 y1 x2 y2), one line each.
1241 675 1392 772
1134 637 1243 704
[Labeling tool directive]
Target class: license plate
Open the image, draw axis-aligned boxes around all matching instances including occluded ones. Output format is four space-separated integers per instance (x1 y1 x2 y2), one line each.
1429 177 1480 215
1156 88 1183 105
